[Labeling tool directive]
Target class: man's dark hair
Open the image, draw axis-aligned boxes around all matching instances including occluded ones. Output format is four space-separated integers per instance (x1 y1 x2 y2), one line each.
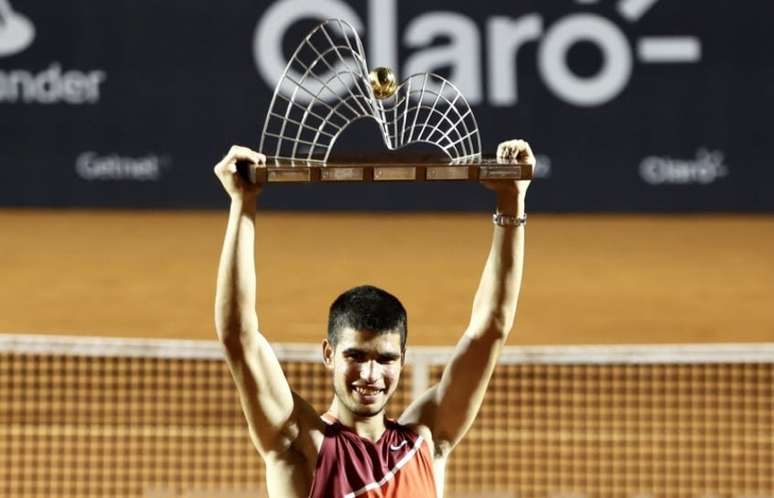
327 285 407 352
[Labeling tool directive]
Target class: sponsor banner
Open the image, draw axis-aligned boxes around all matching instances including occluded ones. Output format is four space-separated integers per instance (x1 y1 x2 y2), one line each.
0 0 772 210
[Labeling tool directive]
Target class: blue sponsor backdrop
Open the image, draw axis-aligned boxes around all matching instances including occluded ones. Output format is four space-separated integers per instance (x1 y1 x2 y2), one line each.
1 0 772 211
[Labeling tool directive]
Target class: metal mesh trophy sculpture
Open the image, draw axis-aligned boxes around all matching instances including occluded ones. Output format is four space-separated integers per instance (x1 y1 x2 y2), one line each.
250 18 532 183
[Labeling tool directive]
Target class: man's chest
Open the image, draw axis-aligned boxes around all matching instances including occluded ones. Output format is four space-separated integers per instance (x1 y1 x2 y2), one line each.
309 429 438 498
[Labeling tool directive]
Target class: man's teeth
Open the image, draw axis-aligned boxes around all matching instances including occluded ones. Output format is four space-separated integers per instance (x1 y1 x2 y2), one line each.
355 387 381 395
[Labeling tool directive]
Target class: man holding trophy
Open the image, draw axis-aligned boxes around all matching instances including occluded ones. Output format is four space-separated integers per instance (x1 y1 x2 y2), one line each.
213 138 533 497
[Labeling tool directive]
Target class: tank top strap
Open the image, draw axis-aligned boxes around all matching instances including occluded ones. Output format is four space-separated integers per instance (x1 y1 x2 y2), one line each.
320 412 338 426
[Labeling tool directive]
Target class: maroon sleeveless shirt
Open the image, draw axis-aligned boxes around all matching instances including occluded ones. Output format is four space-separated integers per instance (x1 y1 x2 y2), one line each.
308 414 438 498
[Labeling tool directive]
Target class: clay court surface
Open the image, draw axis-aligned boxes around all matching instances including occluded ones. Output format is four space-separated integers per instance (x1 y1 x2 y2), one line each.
1 210 772 345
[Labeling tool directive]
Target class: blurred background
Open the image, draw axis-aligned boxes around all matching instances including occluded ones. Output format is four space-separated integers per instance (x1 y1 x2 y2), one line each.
1 1 772 497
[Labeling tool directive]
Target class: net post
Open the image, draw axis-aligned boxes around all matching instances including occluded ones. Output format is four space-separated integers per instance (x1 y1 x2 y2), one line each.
410 353 430 401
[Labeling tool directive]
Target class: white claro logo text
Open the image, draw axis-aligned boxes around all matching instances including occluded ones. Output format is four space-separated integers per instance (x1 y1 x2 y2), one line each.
0 1 106 104
253 0 701 107
639 149 728 185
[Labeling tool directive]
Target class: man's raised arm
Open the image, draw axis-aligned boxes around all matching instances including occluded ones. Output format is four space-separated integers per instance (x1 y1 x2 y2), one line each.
214 146 304 459
400 139 533 457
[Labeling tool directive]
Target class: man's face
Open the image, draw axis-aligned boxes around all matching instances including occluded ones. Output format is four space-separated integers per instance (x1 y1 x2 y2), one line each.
324 327 404 418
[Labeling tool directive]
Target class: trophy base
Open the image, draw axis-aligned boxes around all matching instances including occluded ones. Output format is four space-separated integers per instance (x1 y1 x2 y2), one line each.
240 155 533 184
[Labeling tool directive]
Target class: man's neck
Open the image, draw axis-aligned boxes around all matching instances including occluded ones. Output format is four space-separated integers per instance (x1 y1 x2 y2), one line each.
328 400 386 442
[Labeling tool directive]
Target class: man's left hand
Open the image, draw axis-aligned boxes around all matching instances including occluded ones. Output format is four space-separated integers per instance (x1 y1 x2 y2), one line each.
482 139 534 197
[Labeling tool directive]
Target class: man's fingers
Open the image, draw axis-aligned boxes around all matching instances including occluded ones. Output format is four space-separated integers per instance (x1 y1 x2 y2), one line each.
215 145 266 178
497 139 520 159
519 141 534 162
223 145 266 166
497 139 535 165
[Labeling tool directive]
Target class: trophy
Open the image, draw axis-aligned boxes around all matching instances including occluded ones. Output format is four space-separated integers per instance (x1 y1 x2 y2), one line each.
243 19 532 183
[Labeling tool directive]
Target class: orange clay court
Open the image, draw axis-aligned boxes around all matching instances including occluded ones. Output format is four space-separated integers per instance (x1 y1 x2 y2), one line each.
1 210 772 345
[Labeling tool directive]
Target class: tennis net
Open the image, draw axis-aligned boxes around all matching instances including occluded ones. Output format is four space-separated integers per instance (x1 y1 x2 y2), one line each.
1 335 772 498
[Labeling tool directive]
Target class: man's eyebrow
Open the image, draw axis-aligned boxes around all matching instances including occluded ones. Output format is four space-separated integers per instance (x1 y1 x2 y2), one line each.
378 352 401 360
341 348 400 360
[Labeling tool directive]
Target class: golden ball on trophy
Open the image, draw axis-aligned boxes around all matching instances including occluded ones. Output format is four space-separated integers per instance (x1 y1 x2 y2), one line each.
368 67 398 99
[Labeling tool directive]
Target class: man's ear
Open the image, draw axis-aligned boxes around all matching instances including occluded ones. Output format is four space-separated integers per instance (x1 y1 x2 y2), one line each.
322 338 334 370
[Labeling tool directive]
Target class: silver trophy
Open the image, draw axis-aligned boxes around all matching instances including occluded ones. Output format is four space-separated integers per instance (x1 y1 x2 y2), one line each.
250 18 532 183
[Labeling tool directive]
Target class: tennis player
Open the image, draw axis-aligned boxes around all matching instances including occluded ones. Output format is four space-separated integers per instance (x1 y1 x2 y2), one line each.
214 139 533 497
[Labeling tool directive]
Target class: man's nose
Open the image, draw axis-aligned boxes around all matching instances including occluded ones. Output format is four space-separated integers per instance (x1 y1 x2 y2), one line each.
360 360 381 382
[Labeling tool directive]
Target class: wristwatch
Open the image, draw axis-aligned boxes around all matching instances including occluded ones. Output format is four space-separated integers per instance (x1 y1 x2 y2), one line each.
492 212 527 227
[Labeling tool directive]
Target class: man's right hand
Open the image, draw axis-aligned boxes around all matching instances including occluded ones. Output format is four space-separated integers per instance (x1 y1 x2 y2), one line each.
213 145 266 200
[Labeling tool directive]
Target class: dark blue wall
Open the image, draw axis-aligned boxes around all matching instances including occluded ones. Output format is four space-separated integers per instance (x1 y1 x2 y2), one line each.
1 0 772 211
